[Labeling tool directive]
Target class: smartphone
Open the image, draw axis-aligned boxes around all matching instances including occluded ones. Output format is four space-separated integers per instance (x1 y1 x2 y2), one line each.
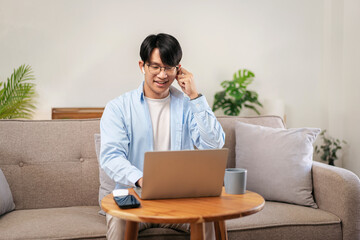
114 195 141 209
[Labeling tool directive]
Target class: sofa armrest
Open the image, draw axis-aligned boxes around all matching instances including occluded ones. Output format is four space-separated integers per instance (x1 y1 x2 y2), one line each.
312 161 360 240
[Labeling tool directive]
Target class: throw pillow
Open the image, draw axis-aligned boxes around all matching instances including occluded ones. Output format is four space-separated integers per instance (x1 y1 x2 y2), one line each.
0 169 15 215
235 121 320 208
94 134 116 215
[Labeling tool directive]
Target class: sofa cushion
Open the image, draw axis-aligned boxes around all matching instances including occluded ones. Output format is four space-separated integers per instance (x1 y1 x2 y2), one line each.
0 120 100 210
0 169 15 216
235 122 319 207
226 201 341 240
0 206 107 240
94 133 116 215
217 116 285 168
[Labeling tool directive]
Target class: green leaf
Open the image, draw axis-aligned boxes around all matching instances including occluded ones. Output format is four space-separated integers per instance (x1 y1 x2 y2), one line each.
314 129 347 165
0 64 37 119
212 68 261 116
244 104 261 115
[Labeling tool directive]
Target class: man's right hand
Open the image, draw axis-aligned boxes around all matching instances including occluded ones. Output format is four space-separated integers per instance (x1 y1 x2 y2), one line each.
136 178 143 188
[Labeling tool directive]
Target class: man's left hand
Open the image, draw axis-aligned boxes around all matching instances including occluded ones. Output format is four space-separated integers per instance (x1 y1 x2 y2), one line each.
176 67 199 99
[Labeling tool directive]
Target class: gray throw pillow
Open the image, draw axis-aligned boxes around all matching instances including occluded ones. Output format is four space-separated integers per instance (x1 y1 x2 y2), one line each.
94 134 116 215
0 169 15 215
235 122 319 208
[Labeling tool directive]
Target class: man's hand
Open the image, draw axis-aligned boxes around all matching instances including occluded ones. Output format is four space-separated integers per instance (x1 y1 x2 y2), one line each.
136 178 143 188
176 68 199 99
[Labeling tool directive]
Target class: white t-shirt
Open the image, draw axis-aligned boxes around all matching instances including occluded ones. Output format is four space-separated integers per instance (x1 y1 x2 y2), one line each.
145 94 171 151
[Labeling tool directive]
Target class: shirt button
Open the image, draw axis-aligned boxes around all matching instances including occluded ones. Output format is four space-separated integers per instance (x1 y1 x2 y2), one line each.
19 162 24 167
80 158 84 162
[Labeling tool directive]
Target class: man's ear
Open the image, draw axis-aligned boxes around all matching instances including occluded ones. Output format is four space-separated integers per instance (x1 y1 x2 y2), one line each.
177 64 182 75
139 61 145 74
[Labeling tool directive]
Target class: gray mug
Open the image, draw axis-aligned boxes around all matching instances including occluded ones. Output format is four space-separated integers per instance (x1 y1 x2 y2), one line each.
224 168 247 194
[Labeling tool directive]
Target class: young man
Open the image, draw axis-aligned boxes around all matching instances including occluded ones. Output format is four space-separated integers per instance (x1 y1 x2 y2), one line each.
100 33 225 239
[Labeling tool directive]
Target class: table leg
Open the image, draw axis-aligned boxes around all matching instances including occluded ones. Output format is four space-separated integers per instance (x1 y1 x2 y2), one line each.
214 220 228 240
190 222 205 240
124 220 139 240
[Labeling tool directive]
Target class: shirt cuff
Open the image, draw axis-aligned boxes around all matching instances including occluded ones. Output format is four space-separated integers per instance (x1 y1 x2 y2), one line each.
128 170 143 187
189 95 210 113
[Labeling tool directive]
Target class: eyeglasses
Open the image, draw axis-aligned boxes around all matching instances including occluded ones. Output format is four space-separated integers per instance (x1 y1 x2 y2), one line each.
146 63 179 75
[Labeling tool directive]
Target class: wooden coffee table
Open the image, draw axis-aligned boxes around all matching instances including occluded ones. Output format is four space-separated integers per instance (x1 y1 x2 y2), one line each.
101 187 264 240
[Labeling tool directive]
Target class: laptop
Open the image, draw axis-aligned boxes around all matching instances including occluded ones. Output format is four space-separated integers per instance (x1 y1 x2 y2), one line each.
134 148 228 200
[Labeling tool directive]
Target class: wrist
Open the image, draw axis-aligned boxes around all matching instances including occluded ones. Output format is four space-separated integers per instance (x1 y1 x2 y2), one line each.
135 179 140 187
190 93 202 100
135 178 143 188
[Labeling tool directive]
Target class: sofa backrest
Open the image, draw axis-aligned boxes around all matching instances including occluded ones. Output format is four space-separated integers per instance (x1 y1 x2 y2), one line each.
0 119 100 210
217 116 285 168
0 115 284 210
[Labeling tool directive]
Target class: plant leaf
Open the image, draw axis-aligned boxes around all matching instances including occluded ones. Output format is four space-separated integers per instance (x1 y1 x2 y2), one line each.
212 68 261 116
0 64 37 119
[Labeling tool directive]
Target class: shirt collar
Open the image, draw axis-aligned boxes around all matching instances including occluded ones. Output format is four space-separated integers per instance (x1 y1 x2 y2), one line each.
137 81 145 101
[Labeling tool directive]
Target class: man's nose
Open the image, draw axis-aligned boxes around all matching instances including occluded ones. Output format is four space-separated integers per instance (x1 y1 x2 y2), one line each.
157 69 167 78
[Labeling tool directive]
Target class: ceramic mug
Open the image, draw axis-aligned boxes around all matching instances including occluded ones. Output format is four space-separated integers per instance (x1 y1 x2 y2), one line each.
224 168 247 194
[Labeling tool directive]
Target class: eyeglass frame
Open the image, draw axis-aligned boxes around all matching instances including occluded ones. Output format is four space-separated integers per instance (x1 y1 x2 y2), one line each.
145 63 180 75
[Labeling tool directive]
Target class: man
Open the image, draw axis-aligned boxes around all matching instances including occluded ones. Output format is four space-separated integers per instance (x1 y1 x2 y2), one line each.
100 33 225 239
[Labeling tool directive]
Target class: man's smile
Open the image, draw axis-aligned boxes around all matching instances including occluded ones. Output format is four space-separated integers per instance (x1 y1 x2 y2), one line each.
154 79 169 86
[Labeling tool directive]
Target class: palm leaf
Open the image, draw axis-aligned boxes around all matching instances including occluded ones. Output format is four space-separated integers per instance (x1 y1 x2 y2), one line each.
0 65 37 119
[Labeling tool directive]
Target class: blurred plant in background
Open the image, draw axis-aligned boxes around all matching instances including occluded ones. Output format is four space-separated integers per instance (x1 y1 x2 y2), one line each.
315 130 347 166
212 69 262 116
0 65 37 119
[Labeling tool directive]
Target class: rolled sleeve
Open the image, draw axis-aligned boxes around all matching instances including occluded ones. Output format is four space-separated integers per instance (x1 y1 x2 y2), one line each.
189 95 210 113
188 95 225 149
128 171 143 187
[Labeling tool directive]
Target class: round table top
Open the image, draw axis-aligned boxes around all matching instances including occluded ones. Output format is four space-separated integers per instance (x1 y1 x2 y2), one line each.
101 188 265 224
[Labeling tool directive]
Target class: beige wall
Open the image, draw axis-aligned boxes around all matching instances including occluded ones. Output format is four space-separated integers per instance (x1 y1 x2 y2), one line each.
340 0 360 175
0 0 359 176
322 0 360 176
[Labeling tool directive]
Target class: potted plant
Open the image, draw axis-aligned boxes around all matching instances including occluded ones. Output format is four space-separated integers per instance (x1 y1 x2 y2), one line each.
0 65 37 119
314 130 347 166
212 69 262 116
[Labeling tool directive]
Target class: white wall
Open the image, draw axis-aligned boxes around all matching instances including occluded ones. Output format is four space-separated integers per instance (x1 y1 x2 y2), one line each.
0 0 325 126
321 0 360 176
0 0 359 176
340 0 360 175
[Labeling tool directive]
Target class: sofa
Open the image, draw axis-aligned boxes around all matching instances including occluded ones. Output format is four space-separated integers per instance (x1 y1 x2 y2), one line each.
0 116 359 240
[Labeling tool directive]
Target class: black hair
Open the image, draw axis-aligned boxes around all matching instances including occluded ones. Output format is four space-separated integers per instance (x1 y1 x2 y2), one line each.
140 33 182 67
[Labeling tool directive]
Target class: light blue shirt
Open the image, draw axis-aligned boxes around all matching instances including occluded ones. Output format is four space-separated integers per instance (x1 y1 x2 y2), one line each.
100 82 225 189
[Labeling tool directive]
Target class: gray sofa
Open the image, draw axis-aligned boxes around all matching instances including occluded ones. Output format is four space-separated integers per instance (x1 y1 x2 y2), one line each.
0 116 359 240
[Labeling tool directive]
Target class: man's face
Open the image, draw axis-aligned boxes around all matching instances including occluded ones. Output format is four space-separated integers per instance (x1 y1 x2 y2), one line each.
139 48 179 99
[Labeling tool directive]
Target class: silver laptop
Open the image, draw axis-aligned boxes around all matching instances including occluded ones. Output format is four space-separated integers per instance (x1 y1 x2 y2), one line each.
134 148 228 200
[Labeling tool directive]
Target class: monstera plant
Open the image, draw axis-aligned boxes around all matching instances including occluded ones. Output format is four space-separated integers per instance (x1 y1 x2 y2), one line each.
212 69 262 116
0 65 37 119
